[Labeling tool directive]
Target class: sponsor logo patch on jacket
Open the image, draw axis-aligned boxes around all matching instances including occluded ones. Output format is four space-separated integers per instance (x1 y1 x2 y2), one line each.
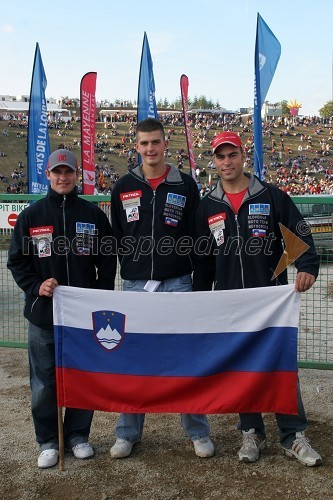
208 213 226 231
120 190 142 209
30 226 54 258
249 204 270 215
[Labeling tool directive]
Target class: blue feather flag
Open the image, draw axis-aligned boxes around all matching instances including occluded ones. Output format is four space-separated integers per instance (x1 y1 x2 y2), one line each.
254 14 281 180
27 43 50 194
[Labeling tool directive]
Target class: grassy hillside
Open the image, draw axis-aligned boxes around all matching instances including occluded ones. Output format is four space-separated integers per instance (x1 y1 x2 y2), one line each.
0 114 332 194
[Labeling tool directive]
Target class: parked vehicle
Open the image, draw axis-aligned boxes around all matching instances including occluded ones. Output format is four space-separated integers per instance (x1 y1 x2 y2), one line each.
297 199 333 259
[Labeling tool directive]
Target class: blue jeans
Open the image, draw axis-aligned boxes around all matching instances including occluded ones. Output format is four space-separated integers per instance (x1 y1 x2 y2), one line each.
115 275 210 443
28 322 94 451
238 380 308 448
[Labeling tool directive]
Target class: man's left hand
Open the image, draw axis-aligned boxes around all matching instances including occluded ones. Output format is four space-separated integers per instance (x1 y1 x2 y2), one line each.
295 272 316 292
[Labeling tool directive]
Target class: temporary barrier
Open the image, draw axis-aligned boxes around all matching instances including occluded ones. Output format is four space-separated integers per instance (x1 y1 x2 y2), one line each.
0 194 332 369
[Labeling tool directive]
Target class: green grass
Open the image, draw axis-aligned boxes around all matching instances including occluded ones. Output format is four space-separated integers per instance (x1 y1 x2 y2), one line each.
0 116 331 192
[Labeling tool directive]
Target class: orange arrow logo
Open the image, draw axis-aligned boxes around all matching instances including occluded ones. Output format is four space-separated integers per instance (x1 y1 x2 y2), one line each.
271 223 310 280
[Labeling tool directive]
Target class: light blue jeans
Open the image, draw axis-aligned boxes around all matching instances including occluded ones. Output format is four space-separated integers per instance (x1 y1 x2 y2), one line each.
115 275 210 443
238 380 308 448
28 322 94 451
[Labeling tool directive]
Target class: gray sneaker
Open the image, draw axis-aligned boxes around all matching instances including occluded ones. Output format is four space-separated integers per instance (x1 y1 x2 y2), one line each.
193 437 214 458
283 432 322 466
238 428 266 462
110 438 134 458
72 442 94 459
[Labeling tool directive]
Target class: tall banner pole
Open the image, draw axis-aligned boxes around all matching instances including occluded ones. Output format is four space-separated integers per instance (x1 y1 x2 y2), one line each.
27 43 50 194
254 13 281 180
80 72 97 194
180 74 196 181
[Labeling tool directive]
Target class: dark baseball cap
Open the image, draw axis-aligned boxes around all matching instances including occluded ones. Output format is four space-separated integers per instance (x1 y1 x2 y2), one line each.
47 149 78 171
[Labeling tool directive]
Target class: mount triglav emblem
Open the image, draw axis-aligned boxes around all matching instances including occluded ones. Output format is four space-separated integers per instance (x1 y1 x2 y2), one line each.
92 310 126 351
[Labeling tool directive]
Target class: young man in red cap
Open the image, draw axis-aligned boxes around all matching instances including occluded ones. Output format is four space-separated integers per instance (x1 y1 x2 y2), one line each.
193 132 322 467
8 149 116 468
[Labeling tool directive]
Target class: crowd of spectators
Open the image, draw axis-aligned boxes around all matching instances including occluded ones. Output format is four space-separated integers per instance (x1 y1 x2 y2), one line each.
1 111 333 196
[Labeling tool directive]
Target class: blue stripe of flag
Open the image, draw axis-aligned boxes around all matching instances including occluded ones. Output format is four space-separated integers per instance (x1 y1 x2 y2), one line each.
55 325 297 376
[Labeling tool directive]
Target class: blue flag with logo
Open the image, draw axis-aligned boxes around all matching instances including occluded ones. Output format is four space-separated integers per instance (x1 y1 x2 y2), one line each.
27 43 50 194
137 32 158 125
254 13 281 180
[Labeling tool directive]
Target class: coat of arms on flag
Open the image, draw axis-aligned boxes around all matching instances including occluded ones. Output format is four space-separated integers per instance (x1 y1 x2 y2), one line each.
92 310 125 351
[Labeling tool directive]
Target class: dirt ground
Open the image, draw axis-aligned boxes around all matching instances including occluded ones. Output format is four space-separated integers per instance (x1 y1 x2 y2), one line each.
0 347 332 500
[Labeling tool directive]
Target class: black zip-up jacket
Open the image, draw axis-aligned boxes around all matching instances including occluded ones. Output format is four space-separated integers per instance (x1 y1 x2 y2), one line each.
7 187 116 329
193 174 319 291
111 164 200 280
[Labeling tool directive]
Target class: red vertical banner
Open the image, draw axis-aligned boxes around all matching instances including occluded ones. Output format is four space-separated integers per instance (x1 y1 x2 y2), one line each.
80 72 97 194
180 74 196 181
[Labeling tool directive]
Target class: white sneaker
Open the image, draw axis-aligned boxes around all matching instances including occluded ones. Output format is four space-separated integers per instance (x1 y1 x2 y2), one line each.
72 442 94 459
193 437 214 458
38 449 59 468
110 438 134 458
283 432 322 467
238 429 266 462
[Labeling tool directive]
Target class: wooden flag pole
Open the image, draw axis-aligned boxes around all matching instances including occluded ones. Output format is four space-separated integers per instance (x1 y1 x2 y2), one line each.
57 406 65 470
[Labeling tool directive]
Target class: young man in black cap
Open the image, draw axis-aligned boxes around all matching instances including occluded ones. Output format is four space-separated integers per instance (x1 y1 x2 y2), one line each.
193 131 322 467
8 149 116 468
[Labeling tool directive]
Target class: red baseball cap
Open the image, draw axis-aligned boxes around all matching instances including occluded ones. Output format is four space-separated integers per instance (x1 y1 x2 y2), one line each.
211 132 242 153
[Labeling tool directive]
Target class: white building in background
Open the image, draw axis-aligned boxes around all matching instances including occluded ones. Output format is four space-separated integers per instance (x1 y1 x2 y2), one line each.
0 94 68 120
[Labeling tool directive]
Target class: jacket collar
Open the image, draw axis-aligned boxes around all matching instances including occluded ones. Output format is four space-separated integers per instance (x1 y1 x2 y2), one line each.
47 186 78 205
210 173 266 202
130 163 183 184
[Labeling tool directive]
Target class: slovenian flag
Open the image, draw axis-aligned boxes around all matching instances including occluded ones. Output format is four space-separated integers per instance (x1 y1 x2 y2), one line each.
53 285 300 414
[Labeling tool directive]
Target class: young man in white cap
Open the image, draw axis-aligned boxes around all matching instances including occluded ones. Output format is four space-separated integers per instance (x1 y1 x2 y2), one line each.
8 149 116 468
193 131 322 467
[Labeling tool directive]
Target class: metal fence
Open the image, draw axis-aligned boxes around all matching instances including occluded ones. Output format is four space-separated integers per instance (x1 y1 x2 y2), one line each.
1 194 332 369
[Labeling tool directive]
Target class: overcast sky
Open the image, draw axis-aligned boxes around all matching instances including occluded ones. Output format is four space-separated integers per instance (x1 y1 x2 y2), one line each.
1 0 332 116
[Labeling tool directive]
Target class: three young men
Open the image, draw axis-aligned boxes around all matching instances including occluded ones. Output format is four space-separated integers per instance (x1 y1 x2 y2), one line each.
8 126 322 468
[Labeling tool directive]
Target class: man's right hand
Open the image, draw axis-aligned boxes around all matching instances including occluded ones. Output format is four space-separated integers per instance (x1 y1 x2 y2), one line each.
39 278 59 297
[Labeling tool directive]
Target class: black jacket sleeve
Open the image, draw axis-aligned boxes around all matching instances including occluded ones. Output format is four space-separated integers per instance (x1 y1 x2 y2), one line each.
7 211 43 297
93 208 117 290
192 197 216 291
275 188 320 278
